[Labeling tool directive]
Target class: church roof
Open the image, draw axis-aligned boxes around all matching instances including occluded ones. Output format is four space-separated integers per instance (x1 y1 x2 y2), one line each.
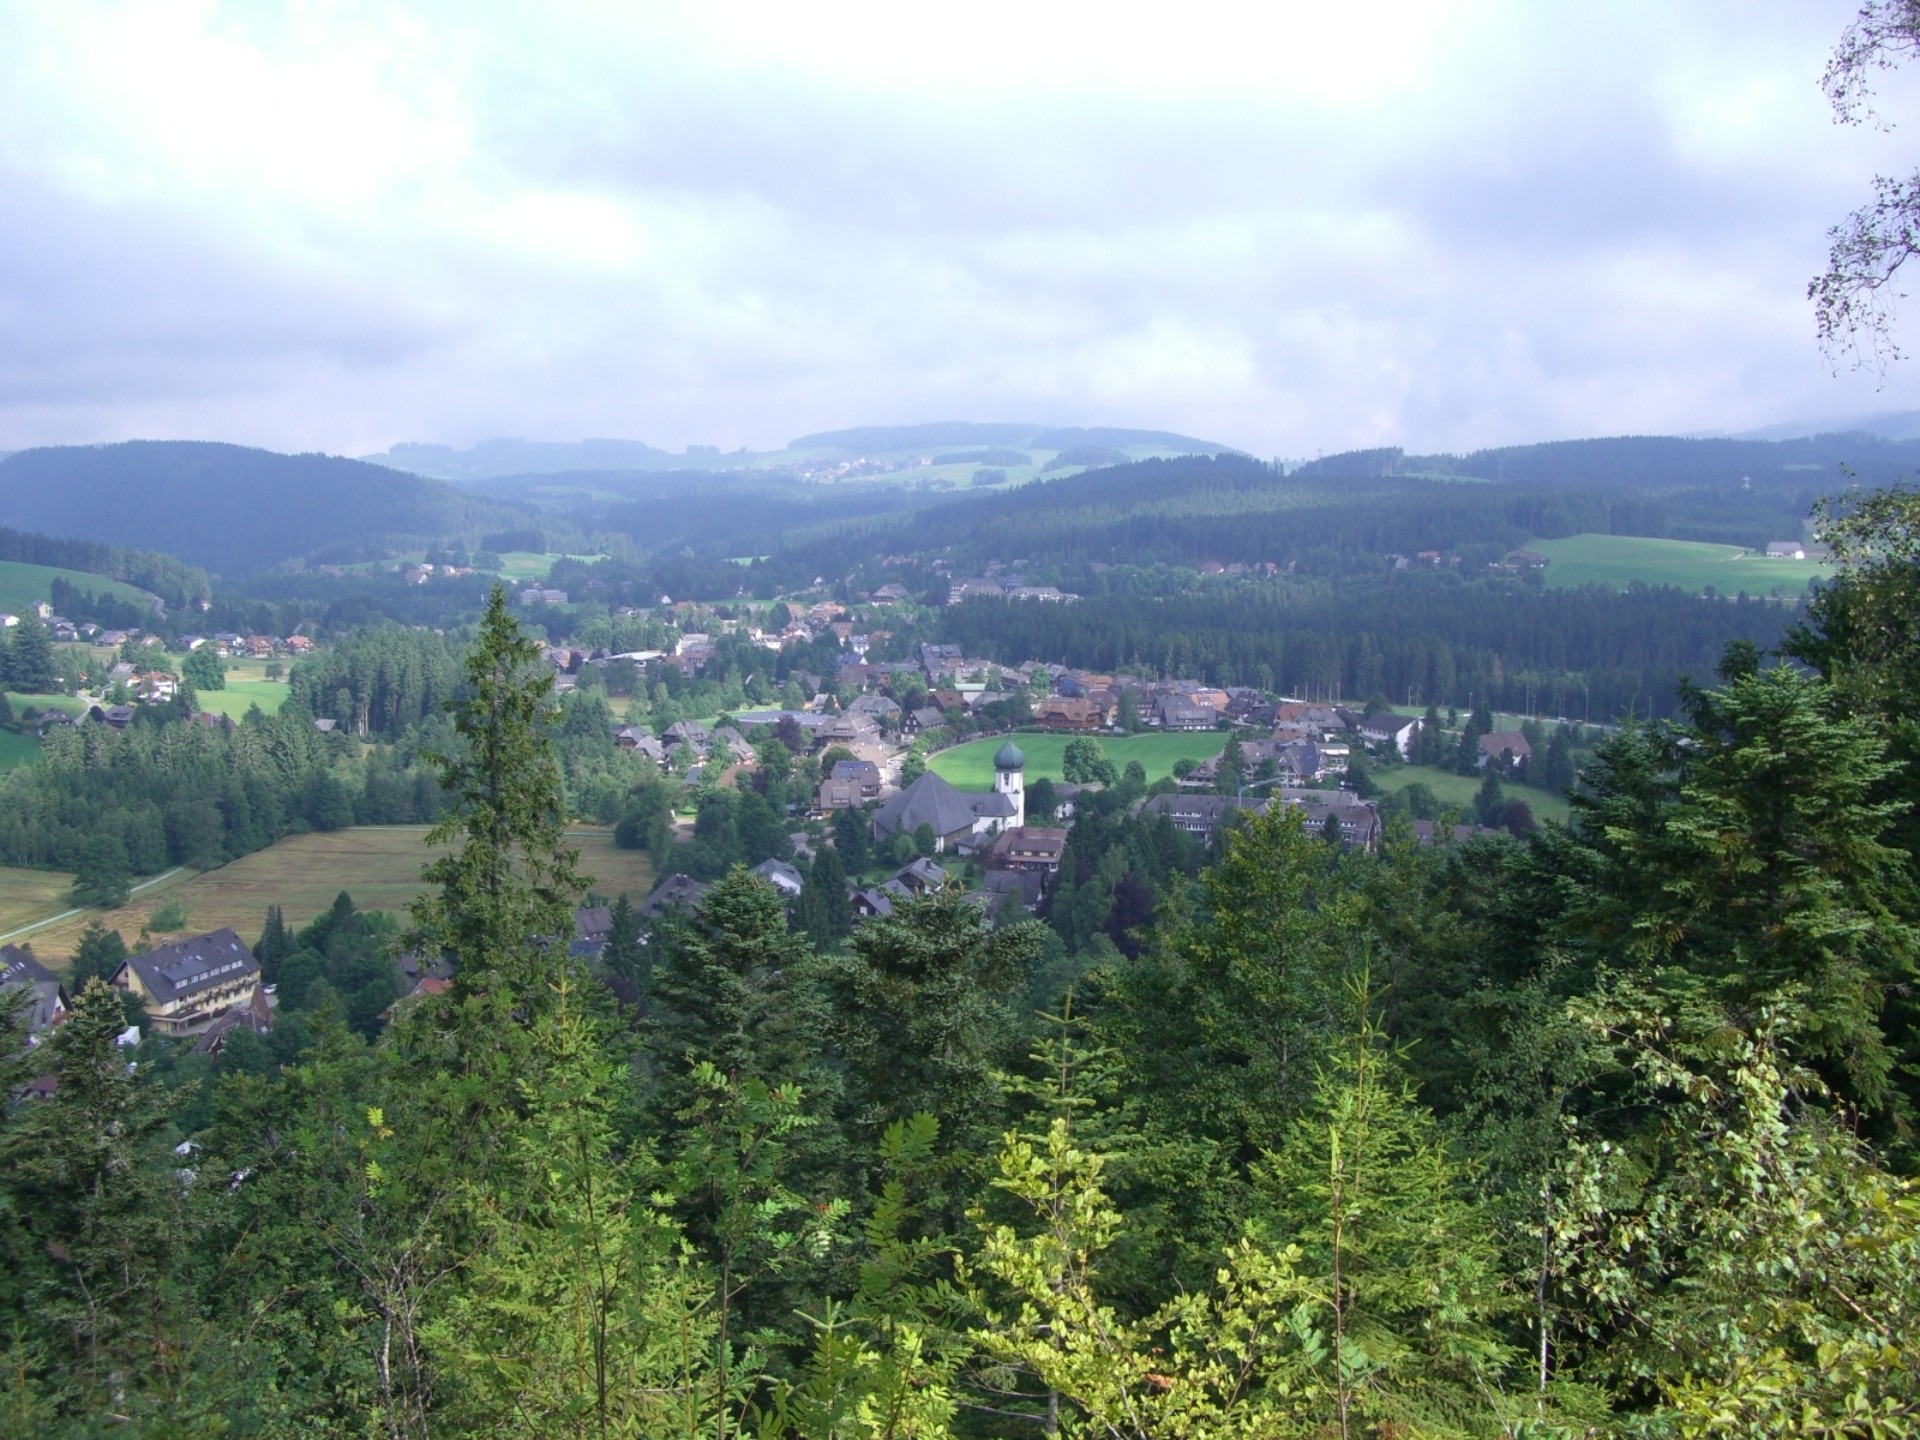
873 772 982 838
994 739 1025 771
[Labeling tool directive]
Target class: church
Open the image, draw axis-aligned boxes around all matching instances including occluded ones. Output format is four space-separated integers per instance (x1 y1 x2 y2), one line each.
870 739 1025 854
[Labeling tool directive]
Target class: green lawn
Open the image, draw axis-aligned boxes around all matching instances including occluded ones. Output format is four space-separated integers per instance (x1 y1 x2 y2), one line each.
1371 763 1570 826
929 731 1228 789
1531 534 1828 598
0 560 154 616
196 677 290 718
494 551 608 582
0 729 40 772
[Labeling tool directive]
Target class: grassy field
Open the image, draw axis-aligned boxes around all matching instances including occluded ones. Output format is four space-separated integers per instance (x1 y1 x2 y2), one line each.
929 731 1228 789
0 825 654 965
1371 763 1570 826
195 661 291 718
0 560 154 616
0 729 39 772
495 551 608 582
1531 534 1829 598
0 867 73 939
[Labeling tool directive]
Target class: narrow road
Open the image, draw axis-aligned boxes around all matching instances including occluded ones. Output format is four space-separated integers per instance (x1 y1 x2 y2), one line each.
0 868 186 946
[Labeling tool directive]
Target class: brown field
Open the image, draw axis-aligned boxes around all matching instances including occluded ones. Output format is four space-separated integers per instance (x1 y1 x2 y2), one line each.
0 824 652 967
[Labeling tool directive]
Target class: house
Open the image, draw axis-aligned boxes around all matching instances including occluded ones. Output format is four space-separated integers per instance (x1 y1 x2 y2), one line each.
1505 549 1548 569
1034 696 1102 730
615 727 668 764
981 868 1045 913
639 873 713 920
111 929 263 1038
1478 731 1533 772
901 706 948 738
850 887 896 920
814 712 880 750
817 759 883 811
751 859 805 898
574 906 614 951
664 720 710 751
846 694 902 722
1765 541 1808 560
86 704 134 729
1134 793 1274 838
987 826 1069 874
0 946 67 1038
191 986 275 1057
1154 696 1219 731
1358 712 1422 759
889 857 950 895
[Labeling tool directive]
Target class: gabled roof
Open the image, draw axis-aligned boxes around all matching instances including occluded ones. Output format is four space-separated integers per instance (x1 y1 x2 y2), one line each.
117 929 260 1006
640 873 713 918
0 946 65 1034
751 859 805 895
873 771 982 838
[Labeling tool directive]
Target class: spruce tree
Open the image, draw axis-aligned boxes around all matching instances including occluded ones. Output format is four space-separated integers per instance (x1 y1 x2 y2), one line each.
1 611 58 692
409 585 587 1016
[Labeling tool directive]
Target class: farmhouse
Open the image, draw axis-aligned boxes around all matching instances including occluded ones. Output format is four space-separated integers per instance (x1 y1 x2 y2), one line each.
1765 541 1807 560
111 929 263 1039
1478 731 1533 771
1359 712 1423 759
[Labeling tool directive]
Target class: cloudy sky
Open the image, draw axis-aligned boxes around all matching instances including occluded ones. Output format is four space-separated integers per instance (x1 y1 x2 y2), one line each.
2 1 1917 460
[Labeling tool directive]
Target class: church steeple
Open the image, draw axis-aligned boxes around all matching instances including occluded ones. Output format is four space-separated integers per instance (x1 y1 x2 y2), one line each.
992 739 1025 829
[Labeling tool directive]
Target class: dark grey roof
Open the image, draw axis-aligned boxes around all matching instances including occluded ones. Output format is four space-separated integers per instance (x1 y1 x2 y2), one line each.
574 906 614 940
873 772 982 838
969 791 1019 820
119 928 260 1006
0 946 64 1033
641 873 713 918
751 859 805 894
994 739 1025 770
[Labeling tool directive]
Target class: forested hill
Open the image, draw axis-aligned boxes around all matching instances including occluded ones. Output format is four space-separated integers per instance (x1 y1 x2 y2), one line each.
0 524 208 608
0 441 532 576
873 435 1907 571
787 421 1234 453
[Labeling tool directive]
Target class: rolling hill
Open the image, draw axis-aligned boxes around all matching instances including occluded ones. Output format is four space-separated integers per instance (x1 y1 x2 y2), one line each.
0 441 532 575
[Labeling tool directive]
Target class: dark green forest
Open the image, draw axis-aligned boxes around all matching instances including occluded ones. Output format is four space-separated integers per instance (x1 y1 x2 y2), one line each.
6 508 1920 1434
0 443 533 576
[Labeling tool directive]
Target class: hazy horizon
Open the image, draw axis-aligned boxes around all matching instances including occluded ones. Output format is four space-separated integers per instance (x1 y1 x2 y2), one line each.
3 2 1916 461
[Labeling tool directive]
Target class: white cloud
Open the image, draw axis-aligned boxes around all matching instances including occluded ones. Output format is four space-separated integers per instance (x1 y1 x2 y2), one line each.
0 0 1911 459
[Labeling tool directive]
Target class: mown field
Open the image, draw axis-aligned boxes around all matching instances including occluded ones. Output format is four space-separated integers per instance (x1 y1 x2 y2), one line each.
0 729 39 772
1371 763 1570 826
494 551 607 582
0 560 154 616
0 825 653 966
1531 534 1828 597
929 730 1228 789
193 660 291 718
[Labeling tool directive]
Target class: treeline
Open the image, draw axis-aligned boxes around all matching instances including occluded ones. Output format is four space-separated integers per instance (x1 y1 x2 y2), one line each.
0 442 533 575
938 571 1794 719
0 523 207 609
878 451 1837 571
5 541 1920 1432
0 704 450 878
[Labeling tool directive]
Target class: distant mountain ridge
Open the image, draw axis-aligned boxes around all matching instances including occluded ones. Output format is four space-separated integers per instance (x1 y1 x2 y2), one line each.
362 422 1239 482
0 441 530 576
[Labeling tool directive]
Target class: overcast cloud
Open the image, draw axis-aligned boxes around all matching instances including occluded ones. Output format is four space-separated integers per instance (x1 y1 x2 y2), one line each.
1 0 1915 459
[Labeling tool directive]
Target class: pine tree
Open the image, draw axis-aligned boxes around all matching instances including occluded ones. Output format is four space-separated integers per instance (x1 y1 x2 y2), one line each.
1 611 58 692
409 585 587 1015
254 904 288 983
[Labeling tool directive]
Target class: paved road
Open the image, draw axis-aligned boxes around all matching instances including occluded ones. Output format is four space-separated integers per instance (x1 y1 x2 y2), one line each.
0 868 186 946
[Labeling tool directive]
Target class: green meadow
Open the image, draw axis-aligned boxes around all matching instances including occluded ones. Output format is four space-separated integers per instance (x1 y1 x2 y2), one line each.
0 560 154 616
1530 534 1828 598
928 730 1228 789
1371 763 1571 826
